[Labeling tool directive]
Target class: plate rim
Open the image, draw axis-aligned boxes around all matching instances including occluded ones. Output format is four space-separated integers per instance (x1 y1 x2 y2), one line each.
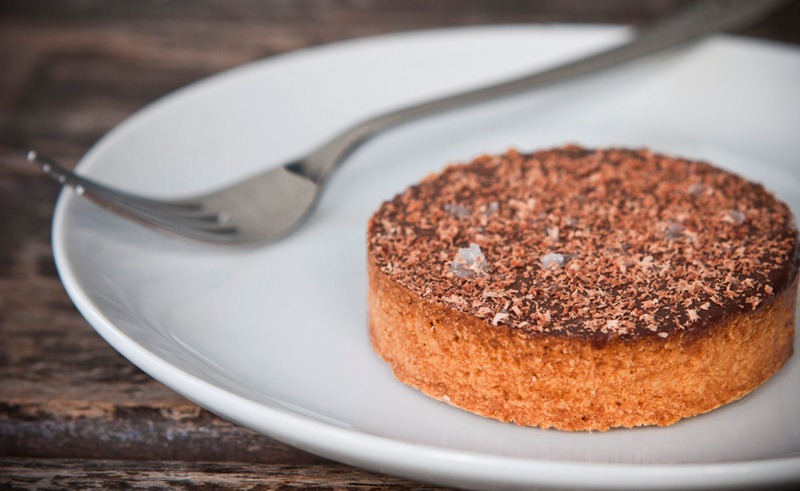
51 23 800 490
47 248 800 488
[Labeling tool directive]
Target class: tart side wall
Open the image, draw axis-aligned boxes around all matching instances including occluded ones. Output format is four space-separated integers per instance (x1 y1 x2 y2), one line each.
367 256 797 431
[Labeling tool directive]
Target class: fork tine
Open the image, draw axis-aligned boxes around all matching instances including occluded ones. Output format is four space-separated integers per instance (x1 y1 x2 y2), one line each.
107 198 241 241
28 151 205 213
28 151 241 242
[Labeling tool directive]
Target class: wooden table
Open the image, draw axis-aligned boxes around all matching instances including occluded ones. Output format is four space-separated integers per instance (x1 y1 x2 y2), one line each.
2 1 799 489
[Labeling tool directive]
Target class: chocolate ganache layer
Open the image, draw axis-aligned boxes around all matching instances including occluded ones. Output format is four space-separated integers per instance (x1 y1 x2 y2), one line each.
368 146 799 341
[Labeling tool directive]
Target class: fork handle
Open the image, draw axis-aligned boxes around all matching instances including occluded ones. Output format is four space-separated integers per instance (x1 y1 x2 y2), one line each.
301 0 788 182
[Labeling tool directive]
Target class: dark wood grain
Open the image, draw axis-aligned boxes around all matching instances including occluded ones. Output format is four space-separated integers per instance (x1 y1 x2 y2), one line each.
0 458 448 490
1 1 799 489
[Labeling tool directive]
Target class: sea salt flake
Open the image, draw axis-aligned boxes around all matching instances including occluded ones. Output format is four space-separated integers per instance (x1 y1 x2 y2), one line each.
689 182 704 196
450 243 489 279
723 209 746 225
687 309 700 322
546 226 560 242
443 202 471 218
541 252 565 269
664 223 684 240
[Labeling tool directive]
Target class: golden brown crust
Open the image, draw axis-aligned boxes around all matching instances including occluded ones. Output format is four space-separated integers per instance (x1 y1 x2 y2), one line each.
367 146 798 431
369 257 796 431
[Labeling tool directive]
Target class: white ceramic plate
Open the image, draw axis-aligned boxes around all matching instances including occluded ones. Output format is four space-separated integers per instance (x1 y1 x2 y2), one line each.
53 26 800 490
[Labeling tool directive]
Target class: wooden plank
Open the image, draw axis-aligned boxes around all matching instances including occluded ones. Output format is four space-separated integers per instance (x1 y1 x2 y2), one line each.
0 458 451 490
0 399 330 465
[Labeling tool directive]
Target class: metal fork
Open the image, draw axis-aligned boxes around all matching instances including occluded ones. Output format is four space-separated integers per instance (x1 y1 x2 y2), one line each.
29 0 787 245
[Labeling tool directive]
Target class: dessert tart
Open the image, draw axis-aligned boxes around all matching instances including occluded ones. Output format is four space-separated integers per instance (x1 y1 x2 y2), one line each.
367 146 798 431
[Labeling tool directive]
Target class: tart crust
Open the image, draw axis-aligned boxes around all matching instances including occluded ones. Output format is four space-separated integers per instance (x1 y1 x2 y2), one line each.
367 146 798 431
369 258 796 430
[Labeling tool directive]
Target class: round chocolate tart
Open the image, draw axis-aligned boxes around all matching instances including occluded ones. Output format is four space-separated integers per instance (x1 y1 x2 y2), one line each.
367 146 798 431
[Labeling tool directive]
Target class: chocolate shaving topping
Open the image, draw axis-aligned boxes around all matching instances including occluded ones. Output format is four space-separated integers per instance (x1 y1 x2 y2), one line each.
368 146 800 340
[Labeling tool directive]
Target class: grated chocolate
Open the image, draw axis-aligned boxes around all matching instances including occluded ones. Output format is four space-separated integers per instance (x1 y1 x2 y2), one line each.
367 146 800 340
